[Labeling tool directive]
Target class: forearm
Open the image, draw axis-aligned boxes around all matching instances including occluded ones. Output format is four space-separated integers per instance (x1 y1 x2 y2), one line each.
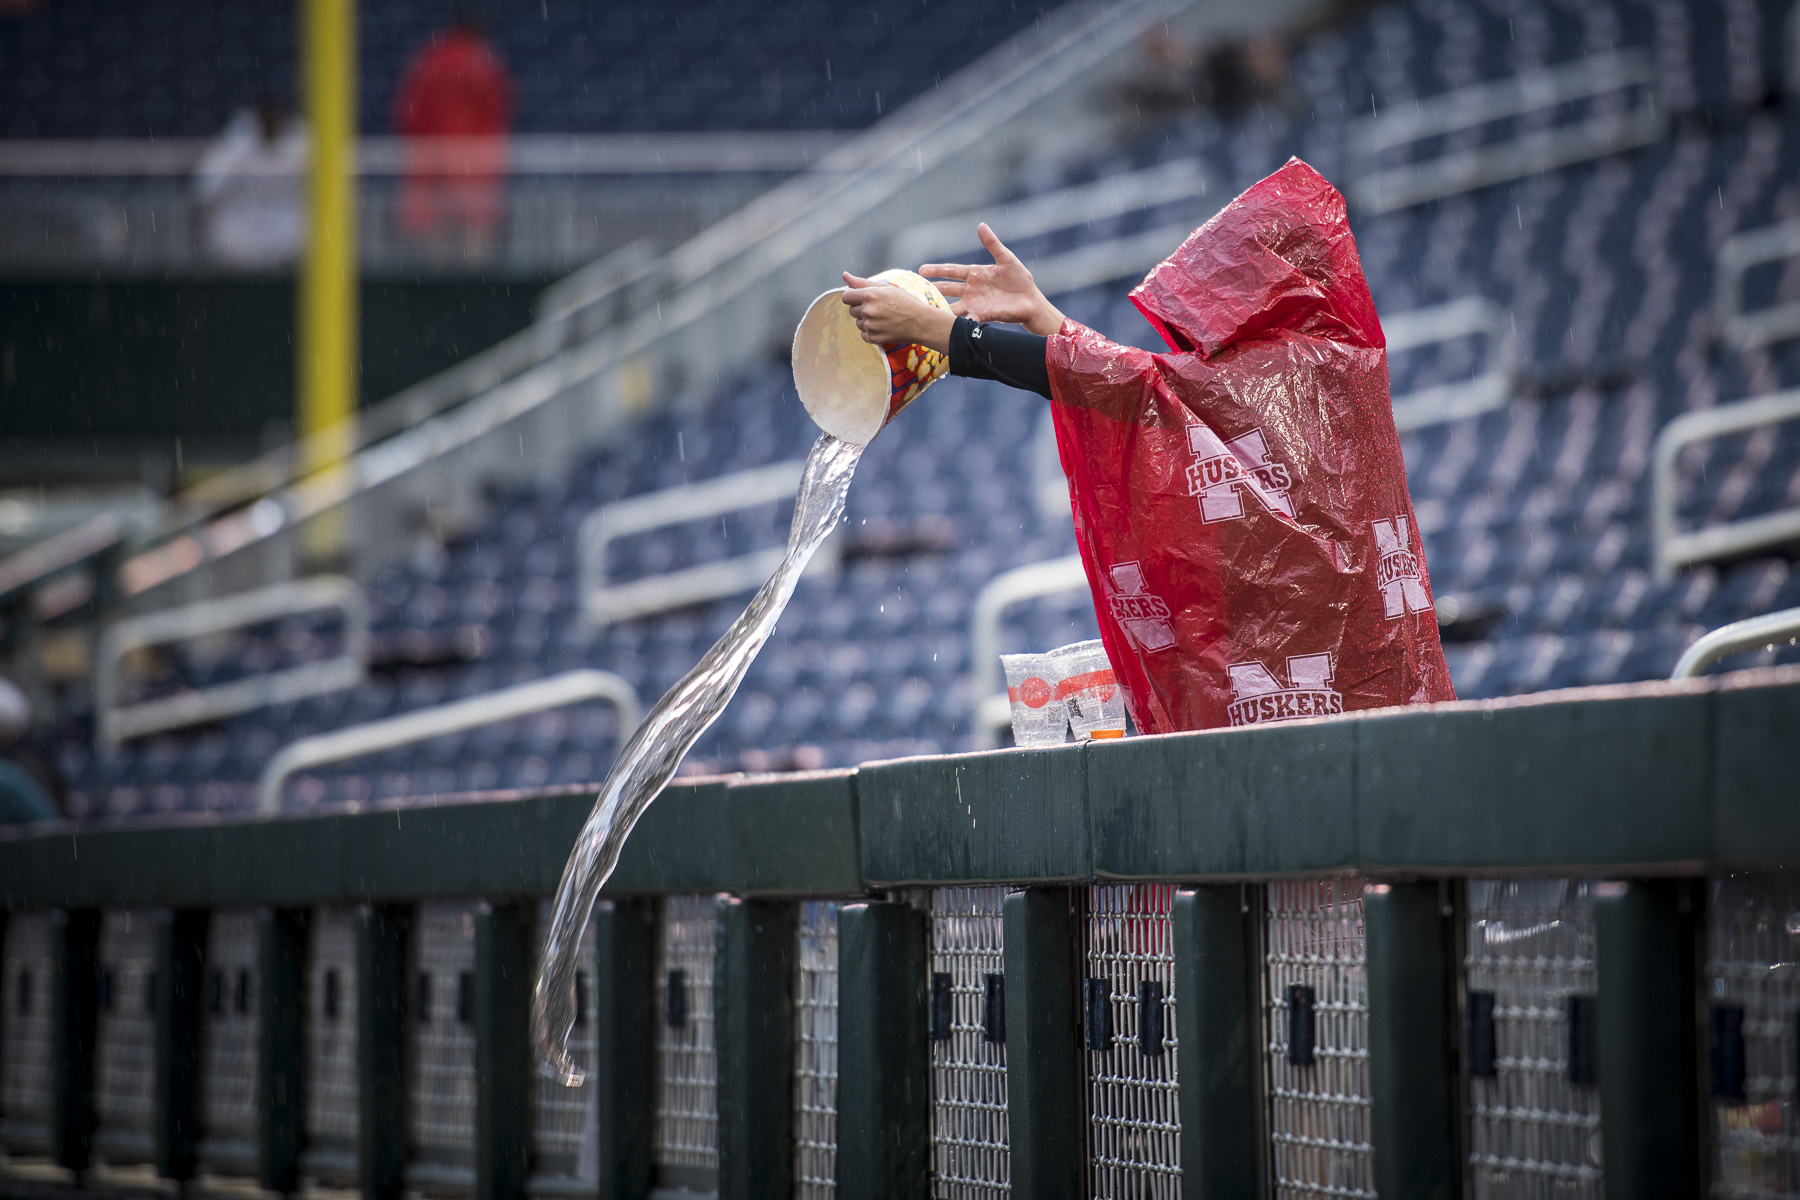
1021 298 1067 337
907 305 957 355
947 316 1051 398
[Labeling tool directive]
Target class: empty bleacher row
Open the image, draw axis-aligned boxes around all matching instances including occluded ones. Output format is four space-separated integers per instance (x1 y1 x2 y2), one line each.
46 0 1800 816
0 0 1057 140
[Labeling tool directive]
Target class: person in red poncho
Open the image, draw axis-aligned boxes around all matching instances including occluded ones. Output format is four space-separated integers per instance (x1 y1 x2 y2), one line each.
843 158 1456 734
391 12 515 252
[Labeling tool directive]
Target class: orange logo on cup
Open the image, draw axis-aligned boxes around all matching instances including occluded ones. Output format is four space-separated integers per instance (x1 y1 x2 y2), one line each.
1008 676 1054 708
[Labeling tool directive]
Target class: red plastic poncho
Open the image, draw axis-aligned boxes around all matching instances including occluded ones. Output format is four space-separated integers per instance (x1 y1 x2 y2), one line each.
1048 157 1455 734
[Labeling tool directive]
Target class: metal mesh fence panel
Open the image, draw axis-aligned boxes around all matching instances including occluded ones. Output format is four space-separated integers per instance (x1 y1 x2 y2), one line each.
794 900 839 1200
929 886 1010 1199
411 901 477 1174
1708 874 1800 1198
95 910 156 1161
306 906 359 1164
653 894 719 1181
1266 879 1372 1199
201 909 260 1161
533 898 596 1183
1465 878 1601 1198
1085 884 1180 1199
1 912 54 1136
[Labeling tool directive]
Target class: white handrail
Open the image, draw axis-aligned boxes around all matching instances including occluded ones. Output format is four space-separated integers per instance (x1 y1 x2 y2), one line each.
1670 606 1800 679
1347 50 1664 213
890 158 1211 269
0 132 855 178
1652 389 1800 582
257 668 642 814
96 576 369 748
1715 220 1800 350
969 555 1090 748
578 460 837 627
1384 297 1516 431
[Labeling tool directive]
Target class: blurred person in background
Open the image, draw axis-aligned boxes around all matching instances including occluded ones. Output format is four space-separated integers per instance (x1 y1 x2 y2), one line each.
195 95 307 268
0 677 60 823
392 9 515 261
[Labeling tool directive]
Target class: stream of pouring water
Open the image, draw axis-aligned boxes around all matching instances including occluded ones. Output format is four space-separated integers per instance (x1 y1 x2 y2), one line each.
532 431 864 1085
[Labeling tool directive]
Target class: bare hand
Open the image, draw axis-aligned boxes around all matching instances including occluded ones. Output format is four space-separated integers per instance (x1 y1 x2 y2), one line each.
840 272 956 353
921 223 1066 336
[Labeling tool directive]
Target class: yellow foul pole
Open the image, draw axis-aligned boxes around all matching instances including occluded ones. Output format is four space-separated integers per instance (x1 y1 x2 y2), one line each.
299 0 357 561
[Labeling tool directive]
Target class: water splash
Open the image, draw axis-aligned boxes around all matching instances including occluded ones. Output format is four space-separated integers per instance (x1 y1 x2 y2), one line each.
532 432 863 1085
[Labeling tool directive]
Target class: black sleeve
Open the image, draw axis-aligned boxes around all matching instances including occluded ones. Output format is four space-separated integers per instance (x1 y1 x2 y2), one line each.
947 316 1052 399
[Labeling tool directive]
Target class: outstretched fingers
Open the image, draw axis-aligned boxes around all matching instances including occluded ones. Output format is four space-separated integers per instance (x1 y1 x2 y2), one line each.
919 262 973 281
976 222 1021 266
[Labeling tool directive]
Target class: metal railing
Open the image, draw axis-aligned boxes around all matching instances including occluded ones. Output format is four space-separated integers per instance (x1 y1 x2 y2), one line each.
0 133 852 278
1670 606 1800 679
968 555 1089 746
1715 220 1800 350
1346 50 1665 213
1385 297 1517 431
95 575 369 748
1651 388 1800 582
1 670 1796 1200
889 157 1214 292
890 156 1219 297
578 460 838 628
257 668 641 813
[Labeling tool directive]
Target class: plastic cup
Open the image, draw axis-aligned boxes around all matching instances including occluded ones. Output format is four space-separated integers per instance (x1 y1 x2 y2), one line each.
1001 651 1069 748
1048 640 1127 741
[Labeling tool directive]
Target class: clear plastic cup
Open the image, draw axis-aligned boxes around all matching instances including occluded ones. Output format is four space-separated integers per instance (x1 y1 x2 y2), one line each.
1001 651 1069 748
1048 639 1127 741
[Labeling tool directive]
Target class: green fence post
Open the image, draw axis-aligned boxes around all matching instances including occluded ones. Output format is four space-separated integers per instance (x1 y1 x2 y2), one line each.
51 908 100 1173
357 903 410 1200
1364 882 1459 1200
1002 887 1084 1196
594 897 655 1200
258 907 310 1194
1594 879 1701 1200
0 910 7 1117
836 900 929 1199
714 897 797 1200
1173 886 1262 1198
475 900 533 1200
155 908 208 1182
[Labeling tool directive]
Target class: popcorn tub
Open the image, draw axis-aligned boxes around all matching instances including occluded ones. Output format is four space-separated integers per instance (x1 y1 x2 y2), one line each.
792 269 952 444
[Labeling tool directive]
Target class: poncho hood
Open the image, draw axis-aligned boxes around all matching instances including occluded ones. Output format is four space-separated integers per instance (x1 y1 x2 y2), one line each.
1129 157 1385 358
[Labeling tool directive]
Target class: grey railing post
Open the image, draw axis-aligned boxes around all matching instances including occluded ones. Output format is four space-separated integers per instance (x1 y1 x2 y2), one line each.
155 908 209 1183
1364 882 1460 1200
475 900 534 1200
1594 879 1702 1199
357 904 411 1200
594 897 656 1200
1173 886 1262 1198
51 908 101 1174
836 900 930 1199
258 908 310 1194
714 897 797 1200
1002 887 1084 1195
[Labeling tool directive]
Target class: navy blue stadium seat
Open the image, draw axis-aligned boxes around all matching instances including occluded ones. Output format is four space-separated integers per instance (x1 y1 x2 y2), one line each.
1 0 1057 138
